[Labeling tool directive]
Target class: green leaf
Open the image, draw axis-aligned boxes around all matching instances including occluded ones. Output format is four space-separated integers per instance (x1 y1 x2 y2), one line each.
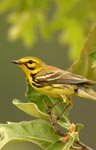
13 99 71 130
0 119 60 149
75 123 84 132
12 99 48 120
58 119 71 131
69 23 96 80
46 132 78 150
46 141 66 150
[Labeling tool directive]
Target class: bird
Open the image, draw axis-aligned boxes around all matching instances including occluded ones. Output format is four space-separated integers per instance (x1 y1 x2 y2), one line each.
12 56 96 104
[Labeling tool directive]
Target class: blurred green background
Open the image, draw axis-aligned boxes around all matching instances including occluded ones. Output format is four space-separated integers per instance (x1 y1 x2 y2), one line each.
0 14 70 150
0 0 96 149
0 14 96 150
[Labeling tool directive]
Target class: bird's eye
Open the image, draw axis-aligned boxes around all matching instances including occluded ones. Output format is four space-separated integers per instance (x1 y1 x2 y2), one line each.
28 60 33 64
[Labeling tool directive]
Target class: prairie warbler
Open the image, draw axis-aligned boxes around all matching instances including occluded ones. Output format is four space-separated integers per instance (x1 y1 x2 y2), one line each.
12 56 96 104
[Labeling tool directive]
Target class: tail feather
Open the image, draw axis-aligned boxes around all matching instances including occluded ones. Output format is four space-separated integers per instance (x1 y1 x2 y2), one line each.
78 87 96 101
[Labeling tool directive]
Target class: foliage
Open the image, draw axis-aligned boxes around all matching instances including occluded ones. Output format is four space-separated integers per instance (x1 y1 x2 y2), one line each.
0 119 60 149
0 1 96 149
69 23 96 80
0 80 83 150
1 0 96 59
0 24 96 149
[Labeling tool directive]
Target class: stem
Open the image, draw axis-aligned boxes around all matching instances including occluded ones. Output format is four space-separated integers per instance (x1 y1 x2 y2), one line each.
44 99 94 150
48 96 71 124
76 140 94 150
44 99 64 136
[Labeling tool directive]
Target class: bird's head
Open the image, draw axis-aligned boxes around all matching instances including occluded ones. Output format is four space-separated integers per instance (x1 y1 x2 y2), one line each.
12 56 46 77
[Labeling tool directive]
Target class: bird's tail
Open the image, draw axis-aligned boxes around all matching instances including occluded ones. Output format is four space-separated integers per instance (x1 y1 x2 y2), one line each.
78 87 96 101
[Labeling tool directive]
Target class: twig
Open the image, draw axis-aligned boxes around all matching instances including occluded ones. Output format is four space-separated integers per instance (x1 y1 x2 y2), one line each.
44 99 65 136
76 140 94 150
43 100 94 150
71 145 84 150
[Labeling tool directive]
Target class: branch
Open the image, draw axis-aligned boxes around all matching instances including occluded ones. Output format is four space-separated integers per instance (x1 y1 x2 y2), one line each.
76 140 94 150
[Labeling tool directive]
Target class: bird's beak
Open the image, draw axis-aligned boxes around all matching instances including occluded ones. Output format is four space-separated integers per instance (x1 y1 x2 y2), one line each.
11 60 23 65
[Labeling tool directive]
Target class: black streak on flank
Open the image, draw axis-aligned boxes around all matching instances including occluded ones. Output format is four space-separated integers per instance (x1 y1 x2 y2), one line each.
32 82 43 88
25 64 35 70
30 73 44 88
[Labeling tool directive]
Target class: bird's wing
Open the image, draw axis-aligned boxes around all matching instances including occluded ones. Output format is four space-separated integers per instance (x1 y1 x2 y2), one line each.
36 67 95 85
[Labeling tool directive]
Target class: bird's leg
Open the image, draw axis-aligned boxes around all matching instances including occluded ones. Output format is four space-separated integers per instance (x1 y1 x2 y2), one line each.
56 95 72 121
44 99 65 136
43 96 72 136
46 100 64 110
56 103 71 121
